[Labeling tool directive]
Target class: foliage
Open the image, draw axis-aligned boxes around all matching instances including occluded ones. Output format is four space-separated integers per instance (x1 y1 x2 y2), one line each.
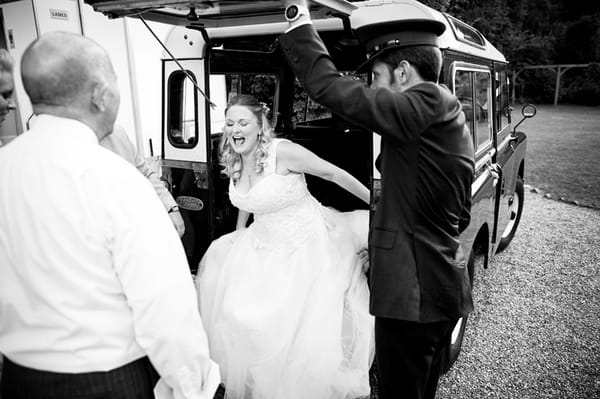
561 63 600 106
516 69 556 103
348 0 600 104
418 0 600 104
555 14 600 63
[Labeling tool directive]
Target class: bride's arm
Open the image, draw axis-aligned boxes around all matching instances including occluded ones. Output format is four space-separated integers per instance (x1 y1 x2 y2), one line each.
276 141 370 205
236 209 251 230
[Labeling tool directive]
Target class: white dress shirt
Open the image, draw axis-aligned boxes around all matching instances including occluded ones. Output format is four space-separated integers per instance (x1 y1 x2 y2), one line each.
0 114 219 398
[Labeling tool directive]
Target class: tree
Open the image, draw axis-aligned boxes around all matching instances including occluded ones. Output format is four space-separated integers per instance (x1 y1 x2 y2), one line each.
424 0 599 103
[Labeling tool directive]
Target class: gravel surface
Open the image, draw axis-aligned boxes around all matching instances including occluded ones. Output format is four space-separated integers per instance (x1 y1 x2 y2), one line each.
436 188 600 399
2 190 598 399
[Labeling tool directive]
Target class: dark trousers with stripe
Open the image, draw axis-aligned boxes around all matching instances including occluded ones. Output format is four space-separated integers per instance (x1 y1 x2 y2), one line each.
0 356 159 399
375 317 457 399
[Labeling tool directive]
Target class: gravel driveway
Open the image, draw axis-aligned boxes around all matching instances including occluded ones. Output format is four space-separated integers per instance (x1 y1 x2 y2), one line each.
436 189 600 398
2 191 598 399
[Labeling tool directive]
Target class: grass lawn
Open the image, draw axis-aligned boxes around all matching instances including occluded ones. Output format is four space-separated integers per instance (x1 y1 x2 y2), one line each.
517 104 600 208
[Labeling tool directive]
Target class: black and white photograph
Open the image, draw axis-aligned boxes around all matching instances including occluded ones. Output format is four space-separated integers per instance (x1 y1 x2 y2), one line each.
0 1 598 398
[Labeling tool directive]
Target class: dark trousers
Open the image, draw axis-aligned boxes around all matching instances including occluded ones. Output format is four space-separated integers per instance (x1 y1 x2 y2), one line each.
375 317 456 399
0 356 159 399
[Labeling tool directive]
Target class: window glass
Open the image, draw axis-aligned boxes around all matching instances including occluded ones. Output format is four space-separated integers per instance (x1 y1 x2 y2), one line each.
454 70 474 143
292 78 331 124
446 15 485 48
291 72 366 124
209 73 278 135
167 70 198 148
474 72 492 151
495 71 511 131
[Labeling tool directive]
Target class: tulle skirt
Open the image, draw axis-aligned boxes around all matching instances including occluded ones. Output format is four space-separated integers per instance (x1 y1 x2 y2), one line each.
196 209 374 399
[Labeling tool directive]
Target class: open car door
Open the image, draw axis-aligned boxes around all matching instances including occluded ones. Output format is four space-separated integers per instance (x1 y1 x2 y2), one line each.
84 0 356 26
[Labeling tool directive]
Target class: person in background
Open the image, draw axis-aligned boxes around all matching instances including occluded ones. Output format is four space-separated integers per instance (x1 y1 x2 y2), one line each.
0 47 16 387
0 31 219 399
100 125 185 237
0 49 16 146
280 2 475 398
196 94 373 399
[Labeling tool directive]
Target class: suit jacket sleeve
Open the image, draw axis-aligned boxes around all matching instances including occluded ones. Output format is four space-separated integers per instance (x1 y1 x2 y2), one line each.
279 25 447 142
458 188 472 233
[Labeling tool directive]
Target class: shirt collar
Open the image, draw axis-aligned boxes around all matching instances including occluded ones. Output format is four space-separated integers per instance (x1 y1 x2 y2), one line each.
28 114 100 145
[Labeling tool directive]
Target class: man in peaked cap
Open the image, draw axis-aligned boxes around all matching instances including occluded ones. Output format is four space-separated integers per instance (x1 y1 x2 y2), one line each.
280 1 475 398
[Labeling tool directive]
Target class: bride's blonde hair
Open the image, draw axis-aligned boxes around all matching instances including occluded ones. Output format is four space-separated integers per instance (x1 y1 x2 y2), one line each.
219 94 275 183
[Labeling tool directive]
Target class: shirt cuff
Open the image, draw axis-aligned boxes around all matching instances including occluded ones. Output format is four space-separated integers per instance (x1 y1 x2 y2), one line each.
153 360 221 399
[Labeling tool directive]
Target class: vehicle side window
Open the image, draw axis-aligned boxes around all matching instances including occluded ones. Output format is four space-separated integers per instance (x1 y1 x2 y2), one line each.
455 70 475 143
474 71 492 152
167 70 198 148
495 71 511 131
293 78 331 124
292 72 366 124
209 73 278 135
454 68 492 153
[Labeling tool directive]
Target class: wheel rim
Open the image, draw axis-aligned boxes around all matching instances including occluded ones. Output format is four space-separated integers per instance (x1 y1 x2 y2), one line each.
501 191 520 239
451 317 464 345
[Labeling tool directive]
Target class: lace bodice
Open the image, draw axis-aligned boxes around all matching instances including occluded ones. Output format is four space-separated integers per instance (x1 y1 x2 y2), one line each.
229 139 325 248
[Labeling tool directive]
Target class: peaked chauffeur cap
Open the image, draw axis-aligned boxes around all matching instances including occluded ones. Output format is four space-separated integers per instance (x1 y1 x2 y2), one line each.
355 19 446 74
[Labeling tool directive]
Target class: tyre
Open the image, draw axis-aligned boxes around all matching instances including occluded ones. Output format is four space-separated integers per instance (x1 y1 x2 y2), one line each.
440 249 475 374
496 175 524 253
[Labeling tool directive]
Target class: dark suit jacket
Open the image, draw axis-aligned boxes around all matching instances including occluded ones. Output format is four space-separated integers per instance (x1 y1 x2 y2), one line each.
279 25 474 322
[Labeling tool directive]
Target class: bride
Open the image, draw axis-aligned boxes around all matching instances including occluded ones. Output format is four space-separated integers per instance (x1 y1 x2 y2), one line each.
195 94 373 399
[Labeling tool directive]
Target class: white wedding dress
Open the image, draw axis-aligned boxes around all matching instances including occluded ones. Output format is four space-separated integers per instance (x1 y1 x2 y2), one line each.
196 138 373 399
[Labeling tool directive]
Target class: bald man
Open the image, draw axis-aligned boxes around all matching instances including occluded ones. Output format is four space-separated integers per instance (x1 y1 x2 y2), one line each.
0 32 220 399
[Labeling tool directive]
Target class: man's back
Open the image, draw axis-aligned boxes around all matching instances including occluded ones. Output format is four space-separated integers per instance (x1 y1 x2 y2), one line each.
1 30 219 399
0 114 179 371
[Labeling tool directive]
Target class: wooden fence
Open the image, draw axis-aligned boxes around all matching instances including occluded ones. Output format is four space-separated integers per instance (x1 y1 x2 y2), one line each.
512 64 590 105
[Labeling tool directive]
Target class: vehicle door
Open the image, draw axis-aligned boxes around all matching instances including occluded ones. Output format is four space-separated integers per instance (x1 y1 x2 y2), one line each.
84 0 356 25
491 67 519 251
159 27 216 272
453 63 498 256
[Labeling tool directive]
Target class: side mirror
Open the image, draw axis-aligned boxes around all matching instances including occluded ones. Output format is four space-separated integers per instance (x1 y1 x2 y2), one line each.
512 103 537 133
521 104 537 118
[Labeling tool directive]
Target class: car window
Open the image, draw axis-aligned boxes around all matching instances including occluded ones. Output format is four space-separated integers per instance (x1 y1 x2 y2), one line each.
455 70 475 143
454 68 492 153
495 71 511 132
292 72 367 124
292 78 331 124
474 71 492 152
167 70 199 148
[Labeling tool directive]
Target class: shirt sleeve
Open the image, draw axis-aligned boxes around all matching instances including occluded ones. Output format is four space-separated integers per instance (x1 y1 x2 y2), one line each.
98 156 219 398
133 152 178 211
